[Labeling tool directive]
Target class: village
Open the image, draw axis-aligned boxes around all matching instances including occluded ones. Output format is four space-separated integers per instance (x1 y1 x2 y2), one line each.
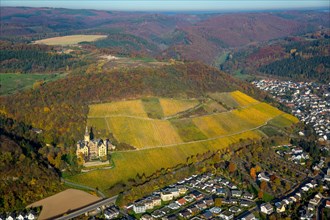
252 80 330 142
99 168 330 220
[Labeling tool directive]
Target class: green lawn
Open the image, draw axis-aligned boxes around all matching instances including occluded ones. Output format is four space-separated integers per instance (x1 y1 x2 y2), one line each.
0 73 66 95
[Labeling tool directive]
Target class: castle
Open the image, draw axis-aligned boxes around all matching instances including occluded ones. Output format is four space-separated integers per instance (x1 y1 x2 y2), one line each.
76 126 115 160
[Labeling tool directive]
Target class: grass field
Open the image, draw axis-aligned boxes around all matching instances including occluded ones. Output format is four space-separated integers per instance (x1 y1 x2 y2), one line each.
0 73 66 95
70 91 299 193
34 35 107 46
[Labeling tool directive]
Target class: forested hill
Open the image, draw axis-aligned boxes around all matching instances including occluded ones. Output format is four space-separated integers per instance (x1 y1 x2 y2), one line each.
221 31 330 83
0 62 269 148
1 7 329 64
0 129 62 211
0 41 86 73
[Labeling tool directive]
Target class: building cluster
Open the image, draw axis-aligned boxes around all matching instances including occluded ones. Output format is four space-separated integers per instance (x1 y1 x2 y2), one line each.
273 145 310 165
257 167 330 219
126 173 258 220
0 210 37 220
76 126 115 161
252 80 330 141
103 205 120 219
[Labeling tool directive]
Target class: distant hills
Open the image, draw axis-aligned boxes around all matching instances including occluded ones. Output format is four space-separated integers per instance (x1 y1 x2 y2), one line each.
221 30 330 83
1 7 329 64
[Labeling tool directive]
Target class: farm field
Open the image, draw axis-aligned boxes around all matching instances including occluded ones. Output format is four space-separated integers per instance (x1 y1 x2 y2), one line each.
106 116 183 148
34 34 107 45
67 130 263 193
69 91 299 193
27 189 101 219
87 93 285 148
0 73 66 95
159 98 199 117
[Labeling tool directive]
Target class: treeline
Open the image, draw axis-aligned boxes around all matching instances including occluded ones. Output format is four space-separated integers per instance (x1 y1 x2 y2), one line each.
259 56 330 83
0 41 83 73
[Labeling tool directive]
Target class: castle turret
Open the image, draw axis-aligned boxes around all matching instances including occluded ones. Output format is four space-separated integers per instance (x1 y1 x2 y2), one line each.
84 126 90 142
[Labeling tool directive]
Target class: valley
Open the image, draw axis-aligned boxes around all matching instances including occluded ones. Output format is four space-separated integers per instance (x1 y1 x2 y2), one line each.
0 4 329 220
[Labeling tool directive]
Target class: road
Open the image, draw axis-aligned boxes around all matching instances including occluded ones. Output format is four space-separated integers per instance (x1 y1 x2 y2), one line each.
56 195 118 220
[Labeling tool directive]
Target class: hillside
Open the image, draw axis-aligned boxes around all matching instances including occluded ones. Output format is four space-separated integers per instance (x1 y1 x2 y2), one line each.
68 91 298 195
0 132 62 211
1 7 329 64
221 30 330 83
0 62 267 146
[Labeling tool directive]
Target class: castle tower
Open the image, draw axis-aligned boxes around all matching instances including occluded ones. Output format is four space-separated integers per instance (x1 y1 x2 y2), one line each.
84 126 90 142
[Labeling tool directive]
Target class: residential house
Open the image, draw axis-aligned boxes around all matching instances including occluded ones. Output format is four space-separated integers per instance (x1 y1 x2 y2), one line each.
229 206 241 213
169 188 180 198
231 190 243 198
190 191 204 200
151 210 165 218
188 206 200 215
258 172 270 182
227 182 237 189
325 172 330 182
191 217 202 220
168 202 180 210
151 196 161 207
308 203 315 211
178 185 188 195
203 198 214 207
275 202 286 213
16 213 25 220
26 210 37 220
219 211 234 220
242 192 254 200
179 210 192 219
6 213 16 220
176 198 187 206
161 192 174 201
216 188 227 196
195 201 207 210
209 207 222 215
325 200 330 208
201 210 213 219
141 214 154 220
240 200 253 207
144 199 154 210
133 202 146 214
240 213 256 220
260 203 273 215
184 195 194 203
309 193 322 206
104 206 119 219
